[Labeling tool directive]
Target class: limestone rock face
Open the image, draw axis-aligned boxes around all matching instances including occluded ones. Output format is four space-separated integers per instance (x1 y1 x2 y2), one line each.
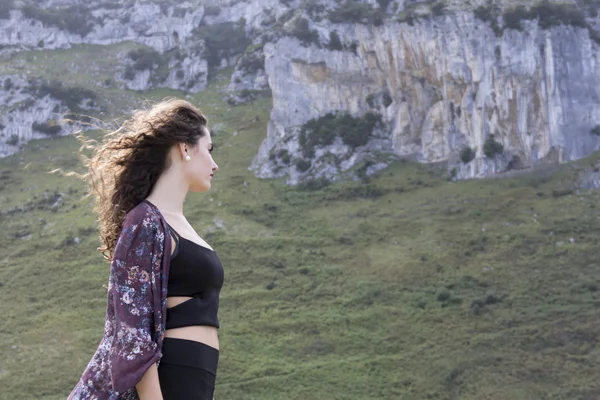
1 0 600 183
0 75 70 157
252 13 600 181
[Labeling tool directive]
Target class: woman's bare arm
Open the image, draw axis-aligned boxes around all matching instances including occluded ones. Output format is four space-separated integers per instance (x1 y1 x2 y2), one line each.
135 363 163 400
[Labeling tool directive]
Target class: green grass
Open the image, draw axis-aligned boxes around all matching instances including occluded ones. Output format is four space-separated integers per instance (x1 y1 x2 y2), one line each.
1 57 600 400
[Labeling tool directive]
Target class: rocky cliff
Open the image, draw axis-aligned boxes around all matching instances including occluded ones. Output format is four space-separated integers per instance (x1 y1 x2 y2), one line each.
1 0 599 181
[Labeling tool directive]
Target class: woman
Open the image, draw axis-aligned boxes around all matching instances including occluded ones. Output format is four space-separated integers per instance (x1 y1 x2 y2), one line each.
68 98 222 400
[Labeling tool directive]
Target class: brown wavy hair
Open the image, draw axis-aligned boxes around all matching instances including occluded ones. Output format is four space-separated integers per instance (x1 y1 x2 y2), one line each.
78 98 208 260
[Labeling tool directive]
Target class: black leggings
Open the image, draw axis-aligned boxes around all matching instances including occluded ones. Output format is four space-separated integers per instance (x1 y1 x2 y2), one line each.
158 338 219 400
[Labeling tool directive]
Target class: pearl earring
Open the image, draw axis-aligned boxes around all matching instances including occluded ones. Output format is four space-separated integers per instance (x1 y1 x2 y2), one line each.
185 155 191 161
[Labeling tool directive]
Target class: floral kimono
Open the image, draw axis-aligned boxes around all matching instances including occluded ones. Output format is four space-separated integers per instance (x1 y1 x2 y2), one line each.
69 200 171 400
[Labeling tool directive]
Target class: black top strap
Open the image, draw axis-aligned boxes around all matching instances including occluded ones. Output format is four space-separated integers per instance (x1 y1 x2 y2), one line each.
166 223 180 258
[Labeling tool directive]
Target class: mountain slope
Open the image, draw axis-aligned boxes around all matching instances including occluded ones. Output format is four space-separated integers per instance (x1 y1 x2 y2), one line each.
1 73 599 399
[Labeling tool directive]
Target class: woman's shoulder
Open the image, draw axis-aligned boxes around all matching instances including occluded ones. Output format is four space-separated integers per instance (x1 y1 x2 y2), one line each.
123 199 164 231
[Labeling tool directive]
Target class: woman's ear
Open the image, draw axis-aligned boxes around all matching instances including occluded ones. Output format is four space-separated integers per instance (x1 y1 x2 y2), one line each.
178 142 188 161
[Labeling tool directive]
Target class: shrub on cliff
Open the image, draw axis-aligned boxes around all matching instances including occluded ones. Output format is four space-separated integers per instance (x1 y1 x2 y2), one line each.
460 146 476 164
502 2 587 32
328 1 386 25
591 125 600 136
237 50 265 74
21 4 95 37
299 112 383 158
194 21 250 68
290 17 320 47
127 48 165 71
32 121 61 136
328 31 343 51
483 135 504 158
29 80 98 112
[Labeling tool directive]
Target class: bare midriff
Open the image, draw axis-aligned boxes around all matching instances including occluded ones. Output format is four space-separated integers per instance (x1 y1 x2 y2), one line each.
164 296 219 350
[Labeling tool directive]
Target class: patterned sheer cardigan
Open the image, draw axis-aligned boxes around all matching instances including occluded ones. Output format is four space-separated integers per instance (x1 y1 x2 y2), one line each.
69 200 172 400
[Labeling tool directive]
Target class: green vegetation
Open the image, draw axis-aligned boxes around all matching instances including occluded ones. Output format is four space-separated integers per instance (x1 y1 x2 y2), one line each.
591 124 600 135
376 0 392 10
123 47 187 86
289 17 320 47
32 120 61 136
328 0 386 25
127 47 164 71
474 1 600 43
194 21 250 68
21 4 95 37
204 4 221 16
237 48 265 74
6 134 18 145
2 17 600 400
460 146 476 163
382 90 393 107
3 81 600 397
483 135 504 158
366 90 393 109
295 157 312 172
270 148 291 165
431 1 446 17
304 1 326 20
3 77 13 91
298 112 383 158
27 80 99 113
327 31 343 51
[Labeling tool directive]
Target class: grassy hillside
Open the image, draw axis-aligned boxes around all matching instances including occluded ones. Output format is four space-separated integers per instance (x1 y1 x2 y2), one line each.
1 68 600 400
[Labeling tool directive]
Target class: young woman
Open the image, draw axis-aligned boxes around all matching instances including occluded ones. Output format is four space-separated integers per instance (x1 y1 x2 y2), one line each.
68 98 223 400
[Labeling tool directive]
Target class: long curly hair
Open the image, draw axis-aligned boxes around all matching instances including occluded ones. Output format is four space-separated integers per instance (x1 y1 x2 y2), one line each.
79 98 208 260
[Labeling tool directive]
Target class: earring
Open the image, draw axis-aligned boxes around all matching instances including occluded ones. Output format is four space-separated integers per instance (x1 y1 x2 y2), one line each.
185 155 191 161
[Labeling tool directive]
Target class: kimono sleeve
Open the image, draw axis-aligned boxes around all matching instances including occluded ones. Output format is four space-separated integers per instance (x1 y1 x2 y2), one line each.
107 209 163 394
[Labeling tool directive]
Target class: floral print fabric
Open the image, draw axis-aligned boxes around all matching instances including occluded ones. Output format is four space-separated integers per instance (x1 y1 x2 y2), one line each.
69 200 171 399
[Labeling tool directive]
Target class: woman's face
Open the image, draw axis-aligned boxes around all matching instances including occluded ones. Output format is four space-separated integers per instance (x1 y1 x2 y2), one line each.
185 132 218 193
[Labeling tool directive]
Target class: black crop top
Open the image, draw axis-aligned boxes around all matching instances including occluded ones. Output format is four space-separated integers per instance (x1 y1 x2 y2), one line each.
165 223 224 330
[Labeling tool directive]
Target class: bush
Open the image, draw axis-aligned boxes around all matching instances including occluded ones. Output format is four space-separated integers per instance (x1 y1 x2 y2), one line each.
298 177 331 190
124 65 135 80
503 5 530 31
328 31 343 51
277 149 291 165
304 0 326 19
127 48 165 71
591 125 600 135
238 50 264 74
328 1 386 25
474 5 496 23
290 17 320 47
376 0 391 10
299 111 383 157
366 93 376 108
431 2 446 17
460 146 476 163
295 158 312 172
194 21 250 68
366 91 392 108
483 135 504 158
7 134 18 146
502 2 588 32
34 80 98 112
382 90 393 107
204 5 221 16
21 4 95 37
32 121 61 136
3 78 13 91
